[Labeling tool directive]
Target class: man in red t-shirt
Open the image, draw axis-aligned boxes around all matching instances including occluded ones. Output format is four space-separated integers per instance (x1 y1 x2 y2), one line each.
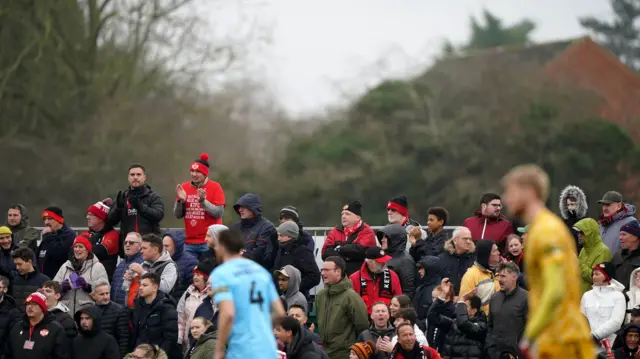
174 153 225 257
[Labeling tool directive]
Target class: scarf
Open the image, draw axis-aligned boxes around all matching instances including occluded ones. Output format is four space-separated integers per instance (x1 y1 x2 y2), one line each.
391 342 429 359
600 205 629 227
344 219 363 238
360 268 393 305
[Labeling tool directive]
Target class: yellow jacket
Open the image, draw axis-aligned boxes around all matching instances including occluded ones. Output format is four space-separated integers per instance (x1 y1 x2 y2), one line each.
459 263 500 315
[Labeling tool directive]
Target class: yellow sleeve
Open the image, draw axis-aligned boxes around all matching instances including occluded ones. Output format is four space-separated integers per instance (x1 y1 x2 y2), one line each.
459 272 473 298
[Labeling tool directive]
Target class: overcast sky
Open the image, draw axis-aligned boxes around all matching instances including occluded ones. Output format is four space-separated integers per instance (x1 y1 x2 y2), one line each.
206 0 613 115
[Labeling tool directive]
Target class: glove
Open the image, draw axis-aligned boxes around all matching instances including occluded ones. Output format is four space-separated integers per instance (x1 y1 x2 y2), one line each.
61 279 72 293
519 338 535 359
76 276 91 292
116 191 125 209
129 195 140 209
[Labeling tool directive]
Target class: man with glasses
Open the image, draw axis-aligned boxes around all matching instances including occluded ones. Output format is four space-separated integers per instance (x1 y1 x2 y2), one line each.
438 226 476 295
463 193 514 252
111 232 144 306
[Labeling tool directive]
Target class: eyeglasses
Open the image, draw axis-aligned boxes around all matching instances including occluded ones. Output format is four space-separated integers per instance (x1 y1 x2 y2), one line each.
124 241 140 245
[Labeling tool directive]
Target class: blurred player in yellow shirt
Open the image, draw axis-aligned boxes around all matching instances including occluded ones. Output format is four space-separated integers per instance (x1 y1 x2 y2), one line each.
502 164 594 359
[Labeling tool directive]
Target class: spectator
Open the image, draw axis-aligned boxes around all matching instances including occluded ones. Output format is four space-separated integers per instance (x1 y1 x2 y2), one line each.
177 260 212 351
321 201 377 276
486 262 528 359
0 226 15 278
112 232 144 307
126 344 168 359
107 163 165 253
5 292 68 359
614 307 640 350
413 256 442 333
90 282 130 358
0 275 21 359
386 196 426 239
599 191 637 253
37 207 75 279
391 308 429 348
462 193 514 251
628 269 640 318
389 294 412 323
272 221 321 298
426 282 456 351
162 230 198 301
288 304 321 345
409 207 449 261
504 234 524 273
198 224 228 269
275 265 308 312
350 341 375 359
274 316 327 359
558 185 588 252
40 280 78 343
230 193 278 269
83 199 120 281
6 204 39 251
72 305 119 359
10 247 49 309
581 262 626 346
127 233 178 295
53 234 109 313
459 239 500 315
356 302 396 359
350 246 402 314
438 226 476 295
377 224 416 298
193 280 216 323
613 221 640 291
611 323 640 359
390 322 442 359
132 272 180 358
517 225 529 241
316 256 369 359
174 153 225 258
442 295 487 359
279 206 315 250
574 218 612 295
184 317 217 359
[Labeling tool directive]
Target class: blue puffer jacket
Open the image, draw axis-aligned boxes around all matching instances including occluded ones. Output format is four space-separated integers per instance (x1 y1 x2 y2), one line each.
230 193 278 269
164 230 198 301
111 251 143 306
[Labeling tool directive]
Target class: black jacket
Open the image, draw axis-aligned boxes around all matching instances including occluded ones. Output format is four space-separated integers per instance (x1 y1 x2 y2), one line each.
72 305 119 359
356 325 396 359
286 324 328 359
613 247 640 291
231 194 278 269
272 239 321 297
6 313 69 359
132 292 179 358
378 224 416 298
437 240 476 295
0 295 21 358
0 246 15 279
85 228 119 282
9 271 50 310
96 302 130 358
410 230 448 262
107 184 164 251
36 225 76 279
426 298 456 352
50 304 78 345
442 303 487 359
413 256 442 332
486 287 528 359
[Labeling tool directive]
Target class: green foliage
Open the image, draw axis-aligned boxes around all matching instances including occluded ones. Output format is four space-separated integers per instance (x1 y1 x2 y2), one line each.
466 10 535 51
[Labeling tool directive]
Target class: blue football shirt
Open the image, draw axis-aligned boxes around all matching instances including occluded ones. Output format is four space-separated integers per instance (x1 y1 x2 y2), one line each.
210 257 279 359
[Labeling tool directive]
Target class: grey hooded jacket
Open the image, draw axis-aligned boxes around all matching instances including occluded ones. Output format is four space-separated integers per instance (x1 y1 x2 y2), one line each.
142 251 178 294
278 265 307 311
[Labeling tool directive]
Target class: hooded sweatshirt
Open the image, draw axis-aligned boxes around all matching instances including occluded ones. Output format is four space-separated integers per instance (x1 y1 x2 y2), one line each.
231 193 278 269
379 224 416 298
575 218 612 295
459 239 499 315
600 204 638 253
73 305 120 359
581 279 627 343
413 256 443 332
462 211 513 252
6 205 39 251
559 185 588 251
142 251 178 294
279 265 308 312
163 230 198 301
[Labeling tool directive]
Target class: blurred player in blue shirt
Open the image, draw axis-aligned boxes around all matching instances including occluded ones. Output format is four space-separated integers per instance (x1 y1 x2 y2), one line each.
210 228 285 359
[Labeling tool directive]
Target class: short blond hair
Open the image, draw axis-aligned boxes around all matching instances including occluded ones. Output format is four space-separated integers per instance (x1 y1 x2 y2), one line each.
502 164 550 201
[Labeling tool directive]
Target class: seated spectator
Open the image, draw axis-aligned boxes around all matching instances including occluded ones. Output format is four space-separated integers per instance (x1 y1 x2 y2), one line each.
442 295 487 359
613 221 640 291
321 201 376 276
177 260 212 351
391 323 442 359
391 308 429 347
288 304 321 345
72 305 119 359
409 207 449 261
274 315 327 359
0 226 15 278
438 227 476 295
163 230 198 301
9 247 49 308
377 224 416 298
356 301 395 359
279 206 315 250
611 323 640 359
350 247 402 314
40 280 78 346
112 232 144 307
126 344 168 359
83 199 120 281
272 221 321 298
231 193 278 269
575 218 612 295
426 281 456 352
350 341 375 359
459 239 500 315
53 234 109 313
6 204 39 251
37 207 76 279
185 317 217 359
389 294 412 323
275 265 308 312
581 262 626 346
413 256 442 333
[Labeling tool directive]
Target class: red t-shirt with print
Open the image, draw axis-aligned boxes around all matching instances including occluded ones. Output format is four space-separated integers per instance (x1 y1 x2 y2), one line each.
179 180 225 244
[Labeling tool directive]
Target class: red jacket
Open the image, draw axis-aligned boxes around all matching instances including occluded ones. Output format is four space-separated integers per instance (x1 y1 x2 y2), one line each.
462 211 513 250
349 262 402 313
391 344 443 359
178 179 225 244
321 222 376 275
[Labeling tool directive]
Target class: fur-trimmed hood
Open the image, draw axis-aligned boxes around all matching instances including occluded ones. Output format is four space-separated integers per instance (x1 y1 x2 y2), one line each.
559 185 588 220
443 238 475 255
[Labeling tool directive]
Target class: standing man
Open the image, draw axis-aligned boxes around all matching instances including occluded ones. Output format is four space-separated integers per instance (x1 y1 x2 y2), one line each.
10 247 49 308
231 193 278 269
0 275 20 359
598 190 637 253
463 193 514 251
502 164 593 359
111 232 144 306
175 153 225 257
210 228 285 359
72 305 119 359
107 163 164 253
84 199 120 281
90 282 130 358
36 207 75 279
386 195 426 239
126 234 177 295
6 204 39 251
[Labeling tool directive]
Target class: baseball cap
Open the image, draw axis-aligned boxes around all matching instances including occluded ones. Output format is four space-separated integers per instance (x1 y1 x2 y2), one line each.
274 268 289 278
598 191 623 204
365 246 392 263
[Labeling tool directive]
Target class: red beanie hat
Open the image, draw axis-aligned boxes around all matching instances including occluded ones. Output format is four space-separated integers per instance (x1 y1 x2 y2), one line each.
87 199 111 221
190 153 210 177
73 234 93 253
25 292 48 313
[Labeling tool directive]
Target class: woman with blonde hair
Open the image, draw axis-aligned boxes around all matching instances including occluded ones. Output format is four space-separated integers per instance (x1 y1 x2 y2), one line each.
184 317 217 359
125 344 168 359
